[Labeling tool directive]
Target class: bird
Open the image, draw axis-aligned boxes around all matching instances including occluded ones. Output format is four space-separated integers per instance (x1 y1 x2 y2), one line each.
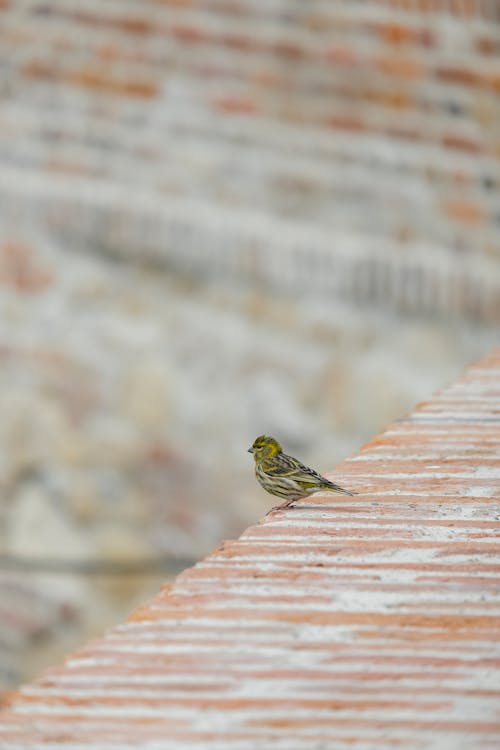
248 435 355 511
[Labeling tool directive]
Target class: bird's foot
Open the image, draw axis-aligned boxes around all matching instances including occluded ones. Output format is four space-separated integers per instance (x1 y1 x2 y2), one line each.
266 499 297 515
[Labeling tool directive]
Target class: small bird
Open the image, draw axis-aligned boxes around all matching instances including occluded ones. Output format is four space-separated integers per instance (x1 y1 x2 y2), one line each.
248 435 355 511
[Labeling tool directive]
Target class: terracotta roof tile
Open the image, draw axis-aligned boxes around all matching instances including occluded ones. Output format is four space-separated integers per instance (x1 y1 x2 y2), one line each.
0 349 499 748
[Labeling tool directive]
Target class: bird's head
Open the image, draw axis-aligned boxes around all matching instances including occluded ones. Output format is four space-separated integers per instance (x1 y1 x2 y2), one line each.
248 435 282 462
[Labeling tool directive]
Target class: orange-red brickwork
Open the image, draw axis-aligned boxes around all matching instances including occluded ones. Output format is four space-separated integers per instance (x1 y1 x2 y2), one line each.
0 349 499 748
1 0 500 321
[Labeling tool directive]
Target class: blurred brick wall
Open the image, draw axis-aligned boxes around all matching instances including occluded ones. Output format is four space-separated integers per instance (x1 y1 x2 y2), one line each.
0 0 499 318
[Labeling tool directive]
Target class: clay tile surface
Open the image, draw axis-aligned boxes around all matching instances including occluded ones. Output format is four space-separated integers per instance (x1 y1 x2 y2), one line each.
0 349 499 749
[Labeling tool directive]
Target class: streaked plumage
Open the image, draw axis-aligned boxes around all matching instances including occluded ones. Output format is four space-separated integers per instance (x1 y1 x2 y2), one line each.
248 435 354 510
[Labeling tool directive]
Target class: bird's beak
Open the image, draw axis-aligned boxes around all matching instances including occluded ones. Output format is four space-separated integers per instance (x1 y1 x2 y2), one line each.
248 447 254 453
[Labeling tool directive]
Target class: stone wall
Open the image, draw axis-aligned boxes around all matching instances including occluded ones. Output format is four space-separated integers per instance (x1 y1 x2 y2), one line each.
0 0 499 693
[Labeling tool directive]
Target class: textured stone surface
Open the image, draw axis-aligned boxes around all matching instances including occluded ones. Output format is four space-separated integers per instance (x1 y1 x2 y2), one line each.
0 348 498 748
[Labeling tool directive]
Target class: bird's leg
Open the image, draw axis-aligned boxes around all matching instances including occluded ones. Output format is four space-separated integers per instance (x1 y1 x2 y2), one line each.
266 498 297 515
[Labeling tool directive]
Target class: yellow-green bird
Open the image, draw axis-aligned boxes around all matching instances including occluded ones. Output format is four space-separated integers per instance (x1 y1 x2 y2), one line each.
249 435 355 510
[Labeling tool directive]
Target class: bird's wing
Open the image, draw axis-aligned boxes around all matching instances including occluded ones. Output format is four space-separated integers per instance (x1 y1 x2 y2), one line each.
266 454 324 483
267 454 353 493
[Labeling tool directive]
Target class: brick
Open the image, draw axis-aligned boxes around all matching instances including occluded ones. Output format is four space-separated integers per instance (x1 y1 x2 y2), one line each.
219 32 256 52
272 40 307 61
436 65 482 87
376 55 425 78
0 240 53 292
170 23 208 43
22 59 56 81
67 66 159 98
212 96 259 114
117 16 156 35
324 46 362 66
326 114 366 132
375 21 435 47
443 199 487 225
442 133 483 153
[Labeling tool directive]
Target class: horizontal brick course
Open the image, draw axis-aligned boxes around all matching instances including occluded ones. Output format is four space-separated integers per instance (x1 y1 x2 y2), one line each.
0 349 499 747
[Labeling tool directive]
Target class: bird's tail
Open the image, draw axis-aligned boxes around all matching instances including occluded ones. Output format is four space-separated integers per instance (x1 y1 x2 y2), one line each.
322 480 356 496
